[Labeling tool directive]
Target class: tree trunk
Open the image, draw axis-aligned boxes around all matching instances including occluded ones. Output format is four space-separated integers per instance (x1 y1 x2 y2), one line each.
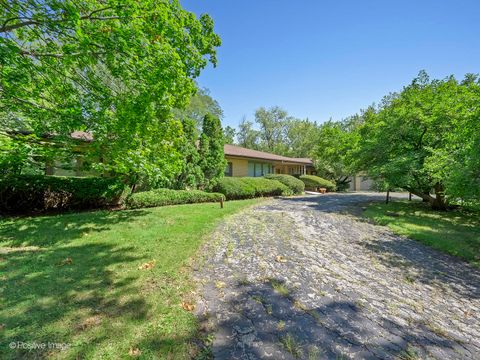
407 185 448 211
431 183 448 211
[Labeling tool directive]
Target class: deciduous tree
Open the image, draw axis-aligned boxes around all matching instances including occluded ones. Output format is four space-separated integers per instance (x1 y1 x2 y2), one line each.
1 0 221 184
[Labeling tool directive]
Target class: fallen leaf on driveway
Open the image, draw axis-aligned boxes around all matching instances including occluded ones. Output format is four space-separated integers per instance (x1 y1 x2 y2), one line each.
181 301 195 312
138 260 155 270
275 255 287 263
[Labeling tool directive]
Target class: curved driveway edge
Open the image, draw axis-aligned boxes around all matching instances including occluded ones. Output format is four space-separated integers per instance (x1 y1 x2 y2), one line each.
193 193 480 359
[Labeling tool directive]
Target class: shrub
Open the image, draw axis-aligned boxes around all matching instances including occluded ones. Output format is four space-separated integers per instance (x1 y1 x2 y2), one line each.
126 188 225 209
299 175 336 192
264 174 305 194
213 177 291 200
0 175 130 215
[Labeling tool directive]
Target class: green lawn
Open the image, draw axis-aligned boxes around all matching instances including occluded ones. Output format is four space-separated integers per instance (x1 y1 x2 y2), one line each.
363 200 480 267
0 199 260 359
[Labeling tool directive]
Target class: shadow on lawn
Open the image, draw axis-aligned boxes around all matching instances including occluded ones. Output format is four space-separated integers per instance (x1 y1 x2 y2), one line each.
0 209 150 247
0 210 152 359
200 279 466 360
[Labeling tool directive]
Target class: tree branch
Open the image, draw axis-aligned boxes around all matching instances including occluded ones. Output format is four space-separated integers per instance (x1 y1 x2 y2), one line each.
0 7 120 34
19 49 107 58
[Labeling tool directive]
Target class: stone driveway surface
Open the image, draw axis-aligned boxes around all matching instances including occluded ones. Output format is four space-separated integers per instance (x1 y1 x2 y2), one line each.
193 193 480 359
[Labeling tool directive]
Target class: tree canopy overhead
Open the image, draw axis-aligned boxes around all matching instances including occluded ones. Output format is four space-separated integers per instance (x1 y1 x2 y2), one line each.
1 0 222 185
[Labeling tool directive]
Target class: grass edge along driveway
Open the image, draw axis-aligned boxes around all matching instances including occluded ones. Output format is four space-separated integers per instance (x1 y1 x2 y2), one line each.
363 200 480 268
0 199 261 359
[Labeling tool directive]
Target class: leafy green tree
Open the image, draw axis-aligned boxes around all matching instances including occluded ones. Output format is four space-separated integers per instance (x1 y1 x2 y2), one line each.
237 118 260 149
1 0 221 184
236 107 321 158
313 117 360 189
254 106 289 154
173 87 224 129
284 118 320 158
355 71 480 210
223 126 236 144
199 113 226 188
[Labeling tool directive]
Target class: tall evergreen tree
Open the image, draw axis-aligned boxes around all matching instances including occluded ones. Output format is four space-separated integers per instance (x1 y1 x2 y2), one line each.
199 113 226 188
174 118 204 189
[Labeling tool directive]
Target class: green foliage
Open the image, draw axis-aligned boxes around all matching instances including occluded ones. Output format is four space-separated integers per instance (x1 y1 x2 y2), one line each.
255 106 291 154
199 113 226 188
0 175 129 214
0 132 76 175
300 175 336 192
173 87 224 129
174 118 204 189
313 117 361 187
223 125 237 144
354 71 480 209
236 106 321 158
283 118 321 158
213 177 291 200
264 174 305 194
126 188 224 209
1 0 221 185
237 118 261 149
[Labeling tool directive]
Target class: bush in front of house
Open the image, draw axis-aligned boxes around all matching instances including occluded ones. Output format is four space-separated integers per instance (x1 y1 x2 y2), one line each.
299 175 336 192
264 174 305 195
126 188 225 209
0 175 130 215
213 177 291 200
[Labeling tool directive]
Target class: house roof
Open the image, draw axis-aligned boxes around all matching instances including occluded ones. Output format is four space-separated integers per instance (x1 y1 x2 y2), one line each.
7 130 94 142
70 131 94 142
224 144 313 165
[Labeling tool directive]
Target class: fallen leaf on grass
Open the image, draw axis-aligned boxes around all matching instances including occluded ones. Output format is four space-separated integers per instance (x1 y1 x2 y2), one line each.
75 315 103 331
59 257 73 266
275 255 287 263
181 301 195 312
128 348 141 357
0 324 5 331
138 260 156 270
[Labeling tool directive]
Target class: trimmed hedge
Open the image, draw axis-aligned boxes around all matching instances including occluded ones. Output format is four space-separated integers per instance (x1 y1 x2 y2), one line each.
299 175 336 192
213 177 291 200
264 174 305 195
126 189 225 209
0 175 130 214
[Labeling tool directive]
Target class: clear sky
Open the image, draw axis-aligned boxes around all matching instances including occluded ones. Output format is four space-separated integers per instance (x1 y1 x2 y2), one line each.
181 0 480 127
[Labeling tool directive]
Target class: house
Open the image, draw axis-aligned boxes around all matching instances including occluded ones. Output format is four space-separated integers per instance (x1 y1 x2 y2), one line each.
348 174 374 191
223 144 315 177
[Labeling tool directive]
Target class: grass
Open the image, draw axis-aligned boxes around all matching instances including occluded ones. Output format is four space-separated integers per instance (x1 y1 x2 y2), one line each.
269 279 290 297
0 199 259 359
363 200 480 267
279 333 303 358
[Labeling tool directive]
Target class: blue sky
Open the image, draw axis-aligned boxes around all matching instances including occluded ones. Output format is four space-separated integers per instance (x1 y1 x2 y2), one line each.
181 0 480 127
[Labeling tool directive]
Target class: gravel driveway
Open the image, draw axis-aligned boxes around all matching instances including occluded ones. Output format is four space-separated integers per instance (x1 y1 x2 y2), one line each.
193 193 480 359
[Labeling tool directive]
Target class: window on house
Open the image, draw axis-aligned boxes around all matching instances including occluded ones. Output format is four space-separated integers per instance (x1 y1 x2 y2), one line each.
225 162 233 177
